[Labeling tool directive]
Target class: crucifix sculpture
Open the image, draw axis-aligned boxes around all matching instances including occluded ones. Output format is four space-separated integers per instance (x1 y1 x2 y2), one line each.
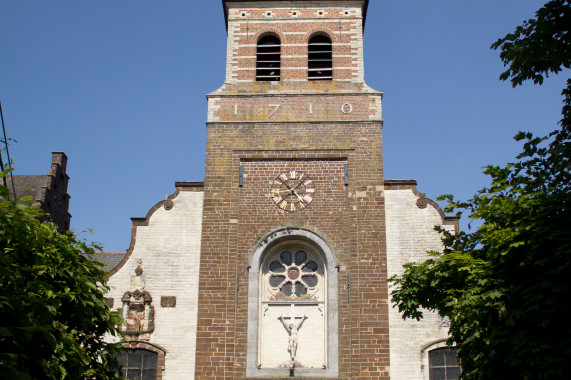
279 304 307 365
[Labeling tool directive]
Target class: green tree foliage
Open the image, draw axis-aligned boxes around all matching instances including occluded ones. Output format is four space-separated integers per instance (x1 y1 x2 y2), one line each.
389 1 571 379
0 172 124 379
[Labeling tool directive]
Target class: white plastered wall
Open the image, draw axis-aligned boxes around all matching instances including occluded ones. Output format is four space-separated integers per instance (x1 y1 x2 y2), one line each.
106 191 203 380
385 188 455 380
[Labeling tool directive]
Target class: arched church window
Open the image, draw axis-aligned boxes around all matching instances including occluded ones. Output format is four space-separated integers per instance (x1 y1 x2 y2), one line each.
308 34 332 80
256 35 281 81
116 348 158 380
259 245 326 369
429 347 460 380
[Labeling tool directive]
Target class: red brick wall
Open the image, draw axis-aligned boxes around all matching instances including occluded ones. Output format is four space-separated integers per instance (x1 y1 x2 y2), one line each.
196 121 389 379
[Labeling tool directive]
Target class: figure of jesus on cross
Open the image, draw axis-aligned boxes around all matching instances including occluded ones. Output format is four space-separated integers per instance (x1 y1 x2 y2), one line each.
279 304 307 363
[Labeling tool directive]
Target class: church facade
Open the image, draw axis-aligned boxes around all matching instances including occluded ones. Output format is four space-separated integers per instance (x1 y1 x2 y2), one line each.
104 1 459 379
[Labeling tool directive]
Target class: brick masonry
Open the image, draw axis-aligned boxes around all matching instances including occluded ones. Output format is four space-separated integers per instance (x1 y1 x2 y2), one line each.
196 1 390 379
196 119 388 379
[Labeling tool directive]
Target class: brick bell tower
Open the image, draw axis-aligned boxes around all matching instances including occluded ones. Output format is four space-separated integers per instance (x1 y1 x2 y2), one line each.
196 0 389 378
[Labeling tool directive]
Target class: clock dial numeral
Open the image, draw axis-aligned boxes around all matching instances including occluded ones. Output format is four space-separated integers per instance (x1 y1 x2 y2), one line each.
270 171 315 212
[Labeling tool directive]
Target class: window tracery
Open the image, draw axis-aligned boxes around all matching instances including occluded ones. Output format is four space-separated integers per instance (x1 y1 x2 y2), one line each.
265 249 322 300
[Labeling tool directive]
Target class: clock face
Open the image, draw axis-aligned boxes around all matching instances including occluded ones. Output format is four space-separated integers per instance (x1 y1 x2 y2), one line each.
270 171 315 212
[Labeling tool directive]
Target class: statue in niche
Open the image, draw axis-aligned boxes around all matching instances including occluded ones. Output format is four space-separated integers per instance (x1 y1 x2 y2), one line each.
279 314 307 364
120 260 155 341
130 259 146 290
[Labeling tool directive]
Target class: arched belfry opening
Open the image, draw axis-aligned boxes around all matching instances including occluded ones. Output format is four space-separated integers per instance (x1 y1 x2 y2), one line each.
308 34 333 80
247 228 339 378
256 34 281 81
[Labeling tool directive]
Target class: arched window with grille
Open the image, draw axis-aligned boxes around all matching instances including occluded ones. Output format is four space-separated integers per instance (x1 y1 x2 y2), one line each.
308 34 332 80
429 347 460 380
256 35 281 81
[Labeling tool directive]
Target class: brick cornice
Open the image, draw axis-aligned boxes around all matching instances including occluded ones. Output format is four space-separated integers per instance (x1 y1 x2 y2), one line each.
174 181 204 191
222 0 370 29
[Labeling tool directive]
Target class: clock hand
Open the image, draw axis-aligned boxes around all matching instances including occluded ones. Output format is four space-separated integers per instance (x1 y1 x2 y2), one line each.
279 181 301 197
291 189 306 204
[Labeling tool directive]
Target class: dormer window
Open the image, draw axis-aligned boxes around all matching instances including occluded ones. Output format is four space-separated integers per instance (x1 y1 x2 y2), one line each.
256 35 281 81
308 35 332 80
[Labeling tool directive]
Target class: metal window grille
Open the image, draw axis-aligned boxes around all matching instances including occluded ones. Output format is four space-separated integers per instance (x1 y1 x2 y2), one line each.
429 347 460 380
117 349 158 380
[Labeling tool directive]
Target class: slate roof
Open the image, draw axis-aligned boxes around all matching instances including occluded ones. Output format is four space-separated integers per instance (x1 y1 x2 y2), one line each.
82 253 126 272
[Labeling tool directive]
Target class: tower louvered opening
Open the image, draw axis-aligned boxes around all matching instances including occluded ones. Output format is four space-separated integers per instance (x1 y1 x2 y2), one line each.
256 35 281 81
308 35 332 80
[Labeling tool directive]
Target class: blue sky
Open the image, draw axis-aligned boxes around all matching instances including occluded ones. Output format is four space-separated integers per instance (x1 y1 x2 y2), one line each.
1 0 567 252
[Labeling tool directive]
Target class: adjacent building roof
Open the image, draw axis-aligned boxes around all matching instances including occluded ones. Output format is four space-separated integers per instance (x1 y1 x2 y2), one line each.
82 253 126 272
6 175 46 201
5 152 71 233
